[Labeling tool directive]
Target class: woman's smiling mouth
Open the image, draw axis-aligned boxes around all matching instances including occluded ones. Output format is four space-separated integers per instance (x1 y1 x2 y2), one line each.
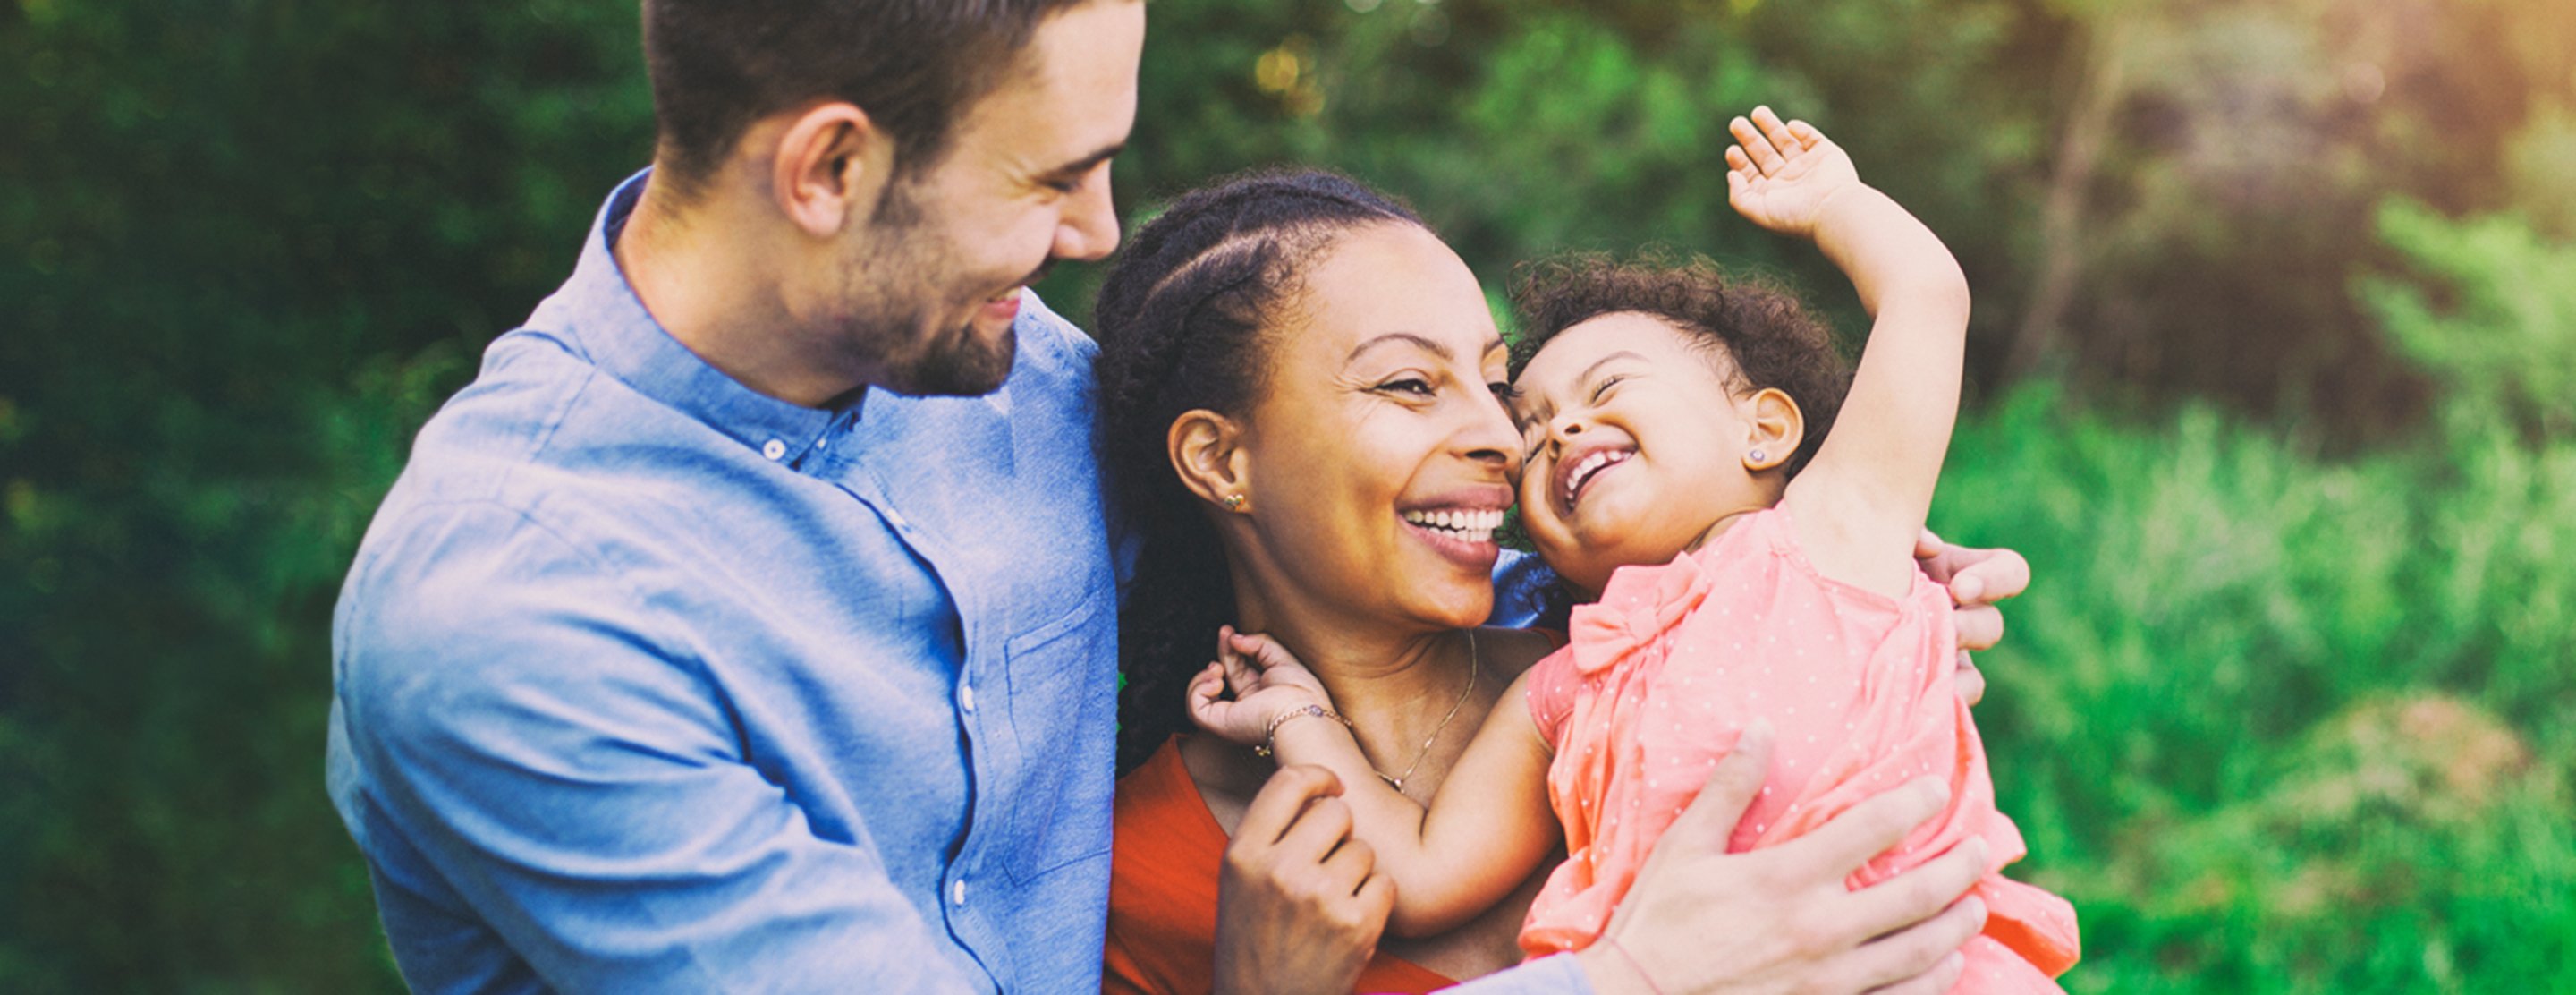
1401 506 1504 544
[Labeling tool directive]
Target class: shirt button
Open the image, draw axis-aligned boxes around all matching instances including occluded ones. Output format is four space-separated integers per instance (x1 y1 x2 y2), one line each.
951 879 968 907
960 683 977 713
761 439 786 461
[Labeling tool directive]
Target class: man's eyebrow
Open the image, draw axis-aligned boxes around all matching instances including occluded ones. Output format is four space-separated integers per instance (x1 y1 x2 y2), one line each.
1346 332 1453 364
1040 141 1126 183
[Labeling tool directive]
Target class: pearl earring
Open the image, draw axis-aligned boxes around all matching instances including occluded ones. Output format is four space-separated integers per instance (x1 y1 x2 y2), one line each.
1746 448 1769 465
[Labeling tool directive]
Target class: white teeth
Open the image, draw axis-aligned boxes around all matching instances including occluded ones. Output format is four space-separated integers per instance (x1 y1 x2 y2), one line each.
1402 507 1504 541
1564 449 1631 504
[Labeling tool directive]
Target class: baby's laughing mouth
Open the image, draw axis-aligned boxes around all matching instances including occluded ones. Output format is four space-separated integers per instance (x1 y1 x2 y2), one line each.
1559 445 1634 510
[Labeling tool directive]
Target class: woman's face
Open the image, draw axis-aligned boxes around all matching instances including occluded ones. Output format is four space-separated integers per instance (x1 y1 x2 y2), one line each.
1233 222 1520 633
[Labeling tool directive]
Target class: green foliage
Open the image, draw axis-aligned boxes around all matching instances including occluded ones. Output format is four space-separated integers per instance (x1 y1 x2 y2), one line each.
1936 377 2576 988
2360 200 2576 438
3 1 650 988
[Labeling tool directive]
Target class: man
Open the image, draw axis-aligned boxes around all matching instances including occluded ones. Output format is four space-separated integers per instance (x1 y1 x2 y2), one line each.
327 1 2017 991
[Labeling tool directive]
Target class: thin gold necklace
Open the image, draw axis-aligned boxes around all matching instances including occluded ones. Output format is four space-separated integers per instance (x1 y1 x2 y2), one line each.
1376 628 1479 797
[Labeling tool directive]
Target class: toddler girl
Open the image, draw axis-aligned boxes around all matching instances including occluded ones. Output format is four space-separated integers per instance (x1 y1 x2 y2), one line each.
1187 107 2078 991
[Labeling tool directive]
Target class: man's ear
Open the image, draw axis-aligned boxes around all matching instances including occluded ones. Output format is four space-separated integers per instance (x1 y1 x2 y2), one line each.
769 101 896 239
1167 410 1254 513
1743 387 1805 472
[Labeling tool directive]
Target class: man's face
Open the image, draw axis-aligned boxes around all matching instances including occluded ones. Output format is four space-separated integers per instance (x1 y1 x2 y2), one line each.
833 0 1142 396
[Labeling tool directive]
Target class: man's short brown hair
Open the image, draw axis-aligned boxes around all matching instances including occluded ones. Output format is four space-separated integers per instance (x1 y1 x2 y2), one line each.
642 0 1093 199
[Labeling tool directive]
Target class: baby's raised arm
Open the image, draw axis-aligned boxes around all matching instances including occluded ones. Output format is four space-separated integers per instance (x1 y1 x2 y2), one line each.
1725 107 1972 598
1187 630 1562 938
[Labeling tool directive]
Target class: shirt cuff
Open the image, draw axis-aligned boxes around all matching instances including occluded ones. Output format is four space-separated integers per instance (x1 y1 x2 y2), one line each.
1433 951 1593 994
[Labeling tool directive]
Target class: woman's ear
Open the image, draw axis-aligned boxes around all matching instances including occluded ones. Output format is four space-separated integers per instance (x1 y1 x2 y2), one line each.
1742 387 1805 472
769 101 895 239
1168 410 1255 513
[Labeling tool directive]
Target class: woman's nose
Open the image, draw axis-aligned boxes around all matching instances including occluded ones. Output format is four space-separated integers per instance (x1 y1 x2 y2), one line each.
1462 392 1522 473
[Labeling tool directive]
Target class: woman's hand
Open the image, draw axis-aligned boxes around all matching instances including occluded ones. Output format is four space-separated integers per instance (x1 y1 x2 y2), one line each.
1187 625 1334 747
1576 722 1988 995
1914 531 2032 706
1213 765 1395 995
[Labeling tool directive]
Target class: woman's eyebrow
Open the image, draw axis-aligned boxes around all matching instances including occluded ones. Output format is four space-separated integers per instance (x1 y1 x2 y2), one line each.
1345 332 1451 364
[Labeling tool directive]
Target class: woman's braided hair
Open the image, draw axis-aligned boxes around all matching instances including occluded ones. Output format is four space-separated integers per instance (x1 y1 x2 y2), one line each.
1094 168 1426 774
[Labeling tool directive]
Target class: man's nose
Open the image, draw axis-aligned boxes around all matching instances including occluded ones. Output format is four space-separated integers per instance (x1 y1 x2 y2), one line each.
1054 165 1121 262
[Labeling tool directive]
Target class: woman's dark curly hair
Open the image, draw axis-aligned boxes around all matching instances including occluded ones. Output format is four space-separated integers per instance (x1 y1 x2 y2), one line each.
1093 168 1426 774
1509 250 1852 480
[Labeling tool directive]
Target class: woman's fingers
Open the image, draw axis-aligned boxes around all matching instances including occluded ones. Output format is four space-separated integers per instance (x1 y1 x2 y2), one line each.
1275 782 1359 862
1236 764 1344 848
1318 833 1378 897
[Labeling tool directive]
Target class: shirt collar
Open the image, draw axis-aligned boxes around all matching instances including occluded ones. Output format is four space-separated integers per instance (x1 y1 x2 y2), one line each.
538 169 843 466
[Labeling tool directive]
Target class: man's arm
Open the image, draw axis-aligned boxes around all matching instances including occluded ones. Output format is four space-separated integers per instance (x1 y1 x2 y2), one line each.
337 504 975 992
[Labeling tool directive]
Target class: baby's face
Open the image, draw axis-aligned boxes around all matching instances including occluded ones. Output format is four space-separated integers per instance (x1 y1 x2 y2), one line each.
1510 312 1767 597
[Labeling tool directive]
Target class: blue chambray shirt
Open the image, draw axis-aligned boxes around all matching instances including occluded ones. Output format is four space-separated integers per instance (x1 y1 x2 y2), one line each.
329 172 1595 994
327 173 1119 992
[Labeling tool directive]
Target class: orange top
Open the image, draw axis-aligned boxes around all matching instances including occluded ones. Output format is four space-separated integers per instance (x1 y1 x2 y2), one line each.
1105 736 1456 995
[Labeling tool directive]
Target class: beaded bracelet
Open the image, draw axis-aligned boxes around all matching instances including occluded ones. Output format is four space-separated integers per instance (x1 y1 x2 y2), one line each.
1253 703 1350 758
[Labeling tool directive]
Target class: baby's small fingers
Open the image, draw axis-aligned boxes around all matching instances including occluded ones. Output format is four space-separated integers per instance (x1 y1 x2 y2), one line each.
1188 665 1225 703
1788 119 1823 149
1730 115 1784 174
1725 144 1754 173
1750 106 1800 157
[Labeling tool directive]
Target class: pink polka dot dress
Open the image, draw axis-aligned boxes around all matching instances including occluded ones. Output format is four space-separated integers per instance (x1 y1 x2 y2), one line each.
1520 507 2080 990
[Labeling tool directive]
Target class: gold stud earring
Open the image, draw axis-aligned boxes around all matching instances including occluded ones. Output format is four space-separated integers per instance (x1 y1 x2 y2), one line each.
1224 493 1248 511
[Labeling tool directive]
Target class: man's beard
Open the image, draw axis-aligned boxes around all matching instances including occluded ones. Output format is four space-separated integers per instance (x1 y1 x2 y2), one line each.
841 183 1022 398
894 316 1016 397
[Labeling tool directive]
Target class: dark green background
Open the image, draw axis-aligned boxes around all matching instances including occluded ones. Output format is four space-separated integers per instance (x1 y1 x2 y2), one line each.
5 0 2573 990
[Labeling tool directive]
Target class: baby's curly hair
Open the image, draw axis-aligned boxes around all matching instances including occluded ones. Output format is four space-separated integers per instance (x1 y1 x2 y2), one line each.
1510 250 1852 479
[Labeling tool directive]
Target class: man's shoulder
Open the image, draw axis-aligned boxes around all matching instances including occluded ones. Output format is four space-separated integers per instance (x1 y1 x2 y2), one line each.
1008 290 1097 387
348 330 733 615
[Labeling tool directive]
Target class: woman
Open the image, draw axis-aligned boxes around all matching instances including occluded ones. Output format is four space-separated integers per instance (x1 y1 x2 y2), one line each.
1092 170 2024 994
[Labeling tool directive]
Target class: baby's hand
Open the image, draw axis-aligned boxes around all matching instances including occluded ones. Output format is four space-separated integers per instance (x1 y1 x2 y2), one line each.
1186 625 1334 748
1724 106 1863 241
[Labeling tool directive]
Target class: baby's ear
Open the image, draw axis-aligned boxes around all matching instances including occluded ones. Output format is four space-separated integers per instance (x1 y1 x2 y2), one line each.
1742 387 1804 471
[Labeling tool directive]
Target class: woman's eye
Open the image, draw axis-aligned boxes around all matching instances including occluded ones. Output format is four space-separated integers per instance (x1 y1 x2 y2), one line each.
1380 378 1436 396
